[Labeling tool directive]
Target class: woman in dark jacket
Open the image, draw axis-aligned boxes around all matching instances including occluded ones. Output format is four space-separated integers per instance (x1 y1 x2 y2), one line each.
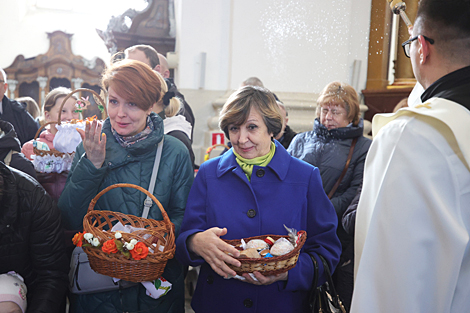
58 60 194 313
287 81 371 311
0 120 36 179
0 162 69 313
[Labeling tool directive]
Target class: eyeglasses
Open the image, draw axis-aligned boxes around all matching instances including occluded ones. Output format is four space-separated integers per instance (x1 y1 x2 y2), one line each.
402 35 435 58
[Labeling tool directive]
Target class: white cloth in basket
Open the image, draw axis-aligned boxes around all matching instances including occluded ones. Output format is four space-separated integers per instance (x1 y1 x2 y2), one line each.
53 121 87 153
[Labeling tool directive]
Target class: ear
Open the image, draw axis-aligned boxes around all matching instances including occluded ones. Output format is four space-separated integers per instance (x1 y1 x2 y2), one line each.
285 116 289 124
44 111 50 120
418 35 430 64
154 64 162 73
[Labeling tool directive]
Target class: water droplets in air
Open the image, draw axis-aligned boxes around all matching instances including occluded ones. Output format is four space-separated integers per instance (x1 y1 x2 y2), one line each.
259 0 358 89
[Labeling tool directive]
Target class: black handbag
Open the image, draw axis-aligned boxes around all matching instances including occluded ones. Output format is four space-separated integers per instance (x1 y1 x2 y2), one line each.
309 254 347 313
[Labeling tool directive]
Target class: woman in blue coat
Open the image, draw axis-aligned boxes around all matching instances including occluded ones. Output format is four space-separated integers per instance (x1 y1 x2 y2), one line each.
176 86 341 313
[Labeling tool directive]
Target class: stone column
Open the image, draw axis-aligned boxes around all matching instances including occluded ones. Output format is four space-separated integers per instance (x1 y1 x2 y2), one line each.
37 76 48 105
71 78 84 90
6 80 18 99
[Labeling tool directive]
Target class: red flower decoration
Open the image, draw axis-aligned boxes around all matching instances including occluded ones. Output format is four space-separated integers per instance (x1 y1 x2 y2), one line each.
72 232 84 247
130 242 149 260
102 239 119 254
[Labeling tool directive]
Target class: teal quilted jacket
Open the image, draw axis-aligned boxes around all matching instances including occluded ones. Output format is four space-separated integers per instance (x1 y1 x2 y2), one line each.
58 113 193 313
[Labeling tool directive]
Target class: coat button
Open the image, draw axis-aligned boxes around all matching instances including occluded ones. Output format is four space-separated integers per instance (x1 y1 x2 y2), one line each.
207 275 213 284
243 298 253 308
256 168 265 177
247 209 256 218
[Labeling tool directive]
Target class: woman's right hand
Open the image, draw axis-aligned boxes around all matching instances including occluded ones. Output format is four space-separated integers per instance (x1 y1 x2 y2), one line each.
76 119 106 169
188 227 241 278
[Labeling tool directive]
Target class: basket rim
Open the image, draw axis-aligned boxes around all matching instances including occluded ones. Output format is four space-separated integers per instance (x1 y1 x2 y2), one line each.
222 230 306 262
87 183 172 227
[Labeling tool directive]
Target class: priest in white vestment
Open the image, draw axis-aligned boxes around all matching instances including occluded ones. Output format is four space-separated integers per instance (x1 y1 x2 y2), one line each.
351 0 470 312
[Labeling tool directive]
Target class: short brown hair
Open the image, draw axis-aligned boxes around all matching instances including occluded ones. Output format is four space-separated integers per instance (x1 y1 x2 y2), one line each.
101 59 163 111
125 45 160 69
219 86 282 140
316 81 361 126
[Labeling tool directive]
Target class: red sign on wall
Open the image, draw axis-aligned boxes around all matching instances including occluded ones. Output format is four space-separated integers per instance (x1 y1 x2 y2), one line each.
211 132 225 146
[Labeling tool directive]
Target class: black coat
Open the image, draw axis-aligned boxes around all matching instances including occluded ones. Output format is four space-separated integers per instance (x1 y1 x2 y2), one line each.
0 162 69 313
0 120 37 179
1 95 38 145
278 125 297 149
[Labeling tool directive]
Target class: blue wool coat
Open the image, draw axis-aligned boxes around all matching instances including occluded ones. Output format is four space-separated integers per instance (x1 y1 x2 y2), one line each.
176 141 341 313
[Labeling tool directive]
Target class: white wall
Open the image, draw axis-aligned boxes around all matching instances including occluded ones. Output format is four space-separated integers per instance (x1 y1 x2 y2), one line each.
175 0 372 93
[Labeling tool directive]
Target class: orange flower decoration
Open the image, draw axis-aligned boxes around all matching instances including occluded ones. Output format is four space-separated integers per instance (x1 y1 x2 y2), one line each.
72 232 84 247
130 242 149 260
102 239 119 254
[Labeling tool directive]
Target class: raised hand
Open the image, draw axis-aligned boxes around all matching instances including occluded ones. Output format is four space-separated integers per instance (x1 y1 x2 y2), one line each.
76 119 107 169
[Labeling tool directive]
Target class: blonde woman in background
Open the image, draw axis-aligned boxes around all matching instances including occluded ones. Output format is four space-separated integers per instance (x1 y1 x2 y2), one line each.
16 96 41 122
287 81 372 311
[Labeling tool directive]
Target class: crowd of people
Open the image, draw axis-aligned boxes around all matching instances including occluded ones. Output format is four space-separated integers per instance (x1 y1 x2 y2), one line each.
0 0 469 312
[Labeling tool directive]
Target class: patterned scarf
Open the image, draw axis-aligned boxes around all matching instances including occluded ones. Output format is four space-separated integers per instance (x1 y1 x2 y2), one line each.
233 141 276 181
112 116 154 148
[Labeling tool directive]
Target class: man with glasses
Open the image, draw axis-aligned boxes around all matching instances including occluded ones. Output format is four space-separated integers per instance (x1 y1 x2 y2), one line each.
352 0 470 312
0 68 38 145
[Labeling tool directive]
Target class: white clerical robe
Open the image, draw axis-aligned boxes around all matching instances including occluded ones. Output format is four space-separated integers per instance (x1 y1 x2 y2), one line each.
351 98 470 313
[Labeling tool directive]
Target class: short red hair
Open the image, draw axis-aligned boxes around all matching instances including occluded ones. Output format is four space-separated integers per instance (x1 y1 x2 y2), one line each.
101 59 163 111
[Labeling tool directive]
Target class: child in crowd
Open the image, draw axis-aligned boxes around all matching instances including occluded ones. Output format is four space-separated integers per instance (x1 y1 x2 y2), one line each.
21 87 79 160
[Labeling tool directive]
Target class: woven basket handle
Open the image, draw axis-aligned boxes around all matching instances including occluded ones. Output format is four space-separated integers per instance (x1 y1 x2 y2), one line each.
57 88 108 123
88 183 172 226
205 143 230 159
209 143 230 150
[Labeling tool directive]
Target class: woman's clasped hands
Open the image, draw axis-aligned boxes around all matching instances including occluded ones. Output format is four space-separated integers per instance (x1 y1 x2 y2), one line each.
188 227 288 285
76 119 107 169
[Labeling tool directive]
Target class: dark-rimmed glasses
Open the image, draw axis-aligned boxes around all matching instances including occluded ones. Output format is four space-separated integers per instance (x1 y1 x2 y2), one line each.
402 35 435 58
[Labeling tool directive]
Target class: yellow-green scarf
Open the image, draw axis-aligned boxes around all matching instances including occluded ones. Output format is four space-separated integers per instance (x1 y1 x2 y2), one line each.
233 142 276 181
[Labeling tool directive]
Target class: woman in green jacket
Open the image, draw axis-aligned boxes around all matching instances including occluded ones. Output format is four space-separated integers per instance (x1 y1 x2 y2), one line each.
58 59 194 313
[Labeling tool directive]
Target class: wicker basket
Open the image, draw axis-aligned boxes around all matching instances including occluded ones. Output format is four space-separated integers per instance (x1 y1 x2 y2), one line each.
222 230 307 276
82 183 175 283
32 88 107 159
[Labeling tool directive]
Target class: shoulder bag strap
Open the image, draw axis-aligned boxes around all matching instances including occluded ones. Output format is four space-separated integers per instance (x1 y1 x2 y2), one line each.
328 137 358 199
142 137 164 219
309 254 320 312
318 254 347 313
